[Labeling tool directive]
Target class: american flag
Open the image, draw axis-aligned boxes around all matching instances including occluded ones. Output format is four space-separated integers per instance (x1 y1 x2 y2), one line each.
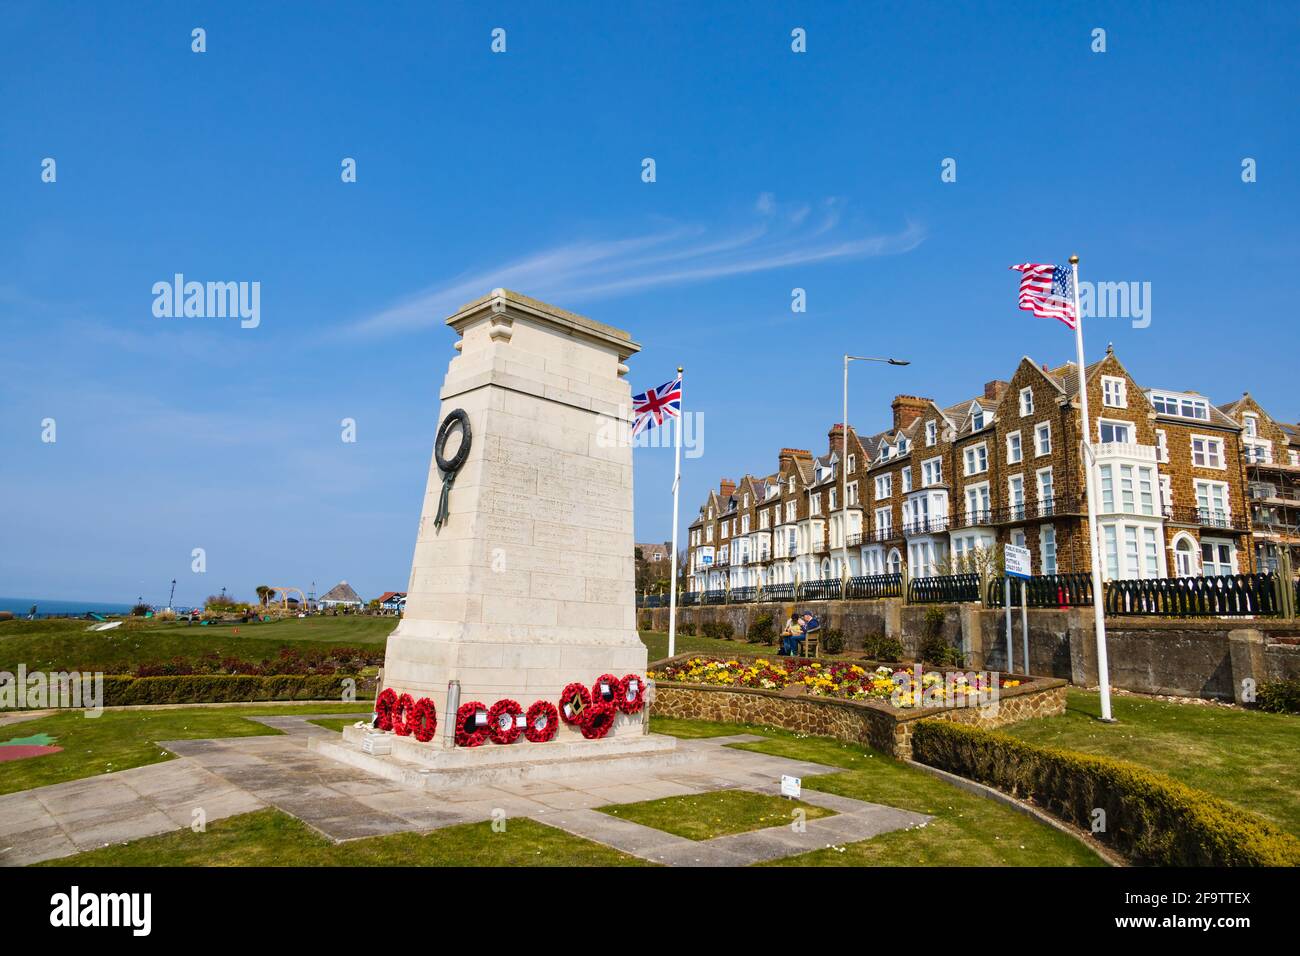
1010 263 1077 330
631 374 682 436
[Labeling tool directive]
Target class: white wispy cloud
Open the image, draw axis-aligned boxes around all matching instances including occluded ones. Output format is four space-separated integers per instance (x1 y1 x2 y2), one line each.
344 198 925 337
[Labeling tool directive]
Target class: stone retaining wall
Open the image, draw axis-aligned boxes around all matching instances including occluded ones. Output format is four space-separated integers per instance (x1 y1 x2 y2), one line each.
651 675 1068 759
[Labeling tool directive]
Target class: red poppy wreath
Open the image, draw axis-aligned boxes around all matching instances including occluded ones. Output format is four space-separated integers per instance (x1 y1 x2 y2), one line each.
559 682 591 726
487 698 524 745
410 697 437 742
591 673 621 706
391 692 416 736
617 674 646 714
524 700 559 742
580 699 617 739
374 687 398 731
454 700 490 748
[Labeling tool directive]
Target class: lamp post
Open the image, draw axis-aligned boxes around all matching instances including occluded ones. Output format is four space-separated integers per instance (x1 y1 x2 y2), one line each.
842 356 910 585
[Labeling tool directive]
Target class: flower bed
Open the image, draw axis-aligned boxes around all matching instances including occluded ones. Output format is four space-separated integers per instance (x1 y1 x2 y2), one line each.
649 656 1020 708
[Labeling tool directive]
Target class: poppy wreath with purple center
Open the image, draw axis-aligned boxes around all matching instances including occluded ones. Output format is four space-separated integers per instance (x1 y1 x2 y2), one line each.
487 698 523 745
391 693 416 736
524 700 559 743
374 687 398 731
410 697 437 742
454 700 490 748
617 674 646 714
591 673 621 707
559 682 591 726
579 699 617 739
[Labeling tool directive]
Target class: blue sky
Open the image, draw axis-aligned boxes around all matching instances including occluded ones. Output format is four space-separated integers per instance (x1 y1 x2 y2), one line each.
2 1 1297 606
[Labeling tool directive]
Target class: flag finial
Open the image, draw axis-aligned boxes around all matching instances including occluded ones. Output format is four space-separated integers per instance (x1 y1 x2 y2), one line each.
1069 254 1079 264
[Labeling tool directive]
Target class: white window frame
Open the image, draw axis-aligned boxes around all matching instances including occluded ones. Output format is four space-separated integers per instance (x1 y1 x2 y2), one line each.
964 443 989 476
1035 422 1052 457
1098 419 1133 445
901 466 913 493
875 474 892 500
1102 375 1127 408
922 456 942 487
1019 387 1034 417
925 420 937 446
1191 434 1225 470
1039 524 1058 574
1006 431 1023 465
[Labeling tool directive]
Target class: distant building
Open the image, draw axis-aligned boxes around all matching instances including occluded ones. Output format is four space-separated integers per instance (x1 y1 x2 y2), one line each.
318 581 363 610
376 591 407 615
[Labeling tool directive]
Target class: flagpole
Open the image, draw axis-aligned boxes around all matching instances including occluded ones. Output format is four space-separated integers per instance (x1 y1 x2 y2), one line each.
667 367 684 660
1070 255 1115 722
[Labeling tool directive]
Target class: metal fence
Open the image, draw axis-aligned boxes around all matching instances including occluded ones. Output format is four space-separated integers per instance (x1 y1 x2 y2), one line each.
985 573 1095 608
1105 572 1280 617
798 578 842 601
762 582 795 603
845 573 903 600
907 573 981 604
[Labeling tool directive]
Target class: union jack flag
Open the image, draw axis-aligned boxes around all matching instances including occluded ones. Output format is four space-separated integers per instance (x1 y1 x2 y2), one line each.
631 374 682 436
1010 263 1077 330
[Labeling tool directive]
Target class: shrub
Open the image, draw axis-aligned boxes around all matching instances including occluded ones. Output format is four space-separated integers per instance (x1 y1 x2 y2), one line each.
130 603 152 617
677 621 695 636
97 674 369 706
918 608 960 665
911 720 1300 867
1257 679 1300 714
747 613 774 644
702 620 735 641
822 629 845 654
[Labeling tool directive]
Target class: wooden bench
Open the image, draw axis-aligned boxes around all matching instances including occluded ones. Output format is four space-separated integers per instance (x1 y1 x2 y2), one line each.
797 628 821 658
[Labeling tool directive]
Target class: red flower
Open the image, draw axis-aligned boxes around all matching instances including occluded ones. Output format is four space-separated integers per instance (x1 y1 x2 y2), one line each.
374 687 398 731
410 697 437 742
391 693 416 736
559 682 592 726
454 700 490 748
591 673 621 706
617 674 646 714
580 699 616 739
487 698 523 745
524 700 558 743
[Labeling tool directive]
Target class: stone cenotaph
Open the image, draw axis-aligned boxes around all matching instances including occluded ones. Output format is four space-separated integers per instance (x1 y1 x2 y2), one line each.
356 289 667 773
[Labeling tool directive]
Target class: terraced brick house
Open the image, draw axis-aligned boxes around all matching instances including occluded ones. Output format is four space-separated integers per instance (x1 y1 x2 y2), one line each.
686 346 1282 592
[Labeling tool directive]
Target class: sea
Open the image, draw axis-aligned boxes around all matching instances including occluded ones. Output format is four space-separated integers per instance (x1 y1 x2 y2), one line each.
0 596 138 617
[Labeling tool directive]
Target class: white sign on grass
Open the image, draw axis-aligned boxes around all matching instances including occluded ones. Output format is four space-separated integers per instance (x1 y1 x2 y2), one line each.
780 774 801 799
1005 544 1032 579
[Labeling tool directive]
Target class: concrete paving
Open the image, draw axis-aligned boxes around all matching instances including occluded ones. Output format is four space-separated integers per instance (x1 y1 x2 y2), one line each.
0 716 929 867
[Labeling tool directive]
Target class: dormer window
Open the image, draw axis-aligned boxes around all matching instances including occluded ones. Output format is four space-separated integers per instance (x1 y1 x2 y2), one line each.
897 437 908 454
970 404 985 431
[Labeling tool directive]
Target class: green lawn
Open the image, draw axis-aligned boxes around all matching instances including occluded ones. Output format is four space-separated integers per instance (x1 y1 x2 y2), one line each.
597 788 834 840
308 716 367 733
0 615 393 673
647 717 1104 866
1002 690 1300 837
0 703 369 796
37 808 647 867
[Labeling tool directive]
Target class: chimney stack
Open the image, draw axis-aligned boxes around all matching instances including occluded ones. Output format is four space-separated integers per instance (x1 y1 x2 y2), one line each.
828 423 857 456
983 380 1010 401
718 478 736 499
891 395 930 431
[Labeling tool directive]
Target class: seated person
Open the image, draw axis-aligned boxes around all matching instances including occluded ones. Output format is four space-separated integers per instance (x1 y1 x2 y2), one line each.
779 615 804 656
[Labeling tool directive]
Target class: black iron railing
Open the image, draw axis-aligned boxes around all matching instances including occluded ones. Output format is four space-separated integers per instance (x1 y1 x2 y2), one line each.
729 586 758 603
985 573 1094 608
763 582 795 603
702 589 727 605
867 526 902 543
1105 572 1279 617
902 516 950 535
798 578 843 601
846 532 864 547
679 591 699 607
907 573 981 603
1162 505 1250 532
846 573 903 599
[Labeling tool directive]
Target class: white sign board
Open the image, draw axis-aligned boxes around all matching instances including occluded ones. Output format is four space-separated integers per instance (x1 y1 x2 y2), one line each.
780 774 801 799
1005 544 1032 580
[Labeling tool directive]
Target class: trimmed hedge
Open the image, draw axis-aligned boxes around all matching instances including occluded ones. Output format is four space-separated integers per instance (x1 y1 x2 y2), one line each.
912 719 1300 867
99 674 365 706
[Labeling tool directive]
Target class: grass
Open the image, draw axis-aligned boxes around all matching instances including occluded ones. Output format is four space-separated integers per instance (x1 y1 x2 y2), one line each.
1002 689 1300 837
307 716 364 733
597 788 833 840
648 717 1104 867
0 615 392 673
36 808 647 867
0 703 370 796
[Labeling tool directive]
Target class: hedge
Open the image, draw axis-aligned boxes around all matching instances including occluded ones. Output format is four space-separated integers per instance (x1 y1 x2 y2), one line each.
911 720 1300 867
98 674 366 706
1257 679 1300 715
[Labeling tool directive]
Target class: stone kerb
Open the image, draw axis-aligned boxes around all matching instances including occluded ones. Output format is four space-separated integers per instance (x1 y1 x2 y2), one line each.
648 652 1067 759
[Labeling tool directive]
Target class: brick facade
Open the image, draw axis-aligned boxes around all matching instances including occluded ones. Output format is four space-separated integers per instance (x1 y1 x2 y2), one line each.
687 346 1287 592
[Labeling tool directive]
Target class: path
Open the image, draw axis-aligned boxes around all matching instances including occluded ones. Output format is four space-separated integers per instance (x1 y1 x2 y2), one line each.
0 717 928 866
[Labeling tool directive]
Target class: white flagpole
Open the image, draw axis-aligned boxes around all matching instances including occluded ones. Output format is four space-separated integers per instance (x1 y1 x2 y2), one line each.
1070 255 1115 722
667 367 684 660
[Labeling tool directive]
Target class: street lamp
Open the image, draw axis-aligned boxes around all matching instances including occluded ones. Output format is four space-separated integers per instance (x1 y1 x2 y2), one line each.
841 355 911 584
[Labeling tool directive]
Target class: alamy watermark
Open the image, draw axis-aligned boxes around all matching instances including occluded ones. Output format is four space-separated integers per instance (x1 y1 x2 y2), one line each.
0 666 104 717
597 410 705 458
152 274 260 329
1076 280 1152 328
